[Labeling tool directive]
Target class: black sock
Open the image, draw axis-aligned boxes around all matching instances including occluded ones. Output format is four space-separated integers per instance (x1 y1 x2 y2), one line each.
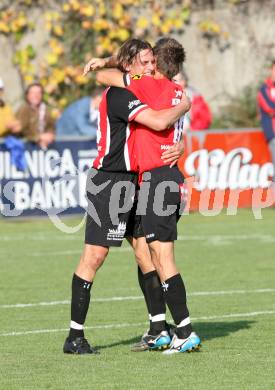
137 266 151 318
143 270 166 335
69 273 93 340
162 273 193 339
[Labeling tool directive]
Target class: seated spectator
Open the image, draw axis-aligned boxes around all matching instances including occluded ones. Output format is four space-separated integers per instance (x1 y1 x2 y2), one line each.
172 68 212 132
56 87 104 138
16 82 55 149
0 77 21 137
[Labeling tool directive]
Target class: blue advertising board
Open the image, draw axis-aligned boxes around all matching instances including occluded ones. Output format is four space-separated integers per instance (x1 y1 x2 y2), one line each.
0 138 97 217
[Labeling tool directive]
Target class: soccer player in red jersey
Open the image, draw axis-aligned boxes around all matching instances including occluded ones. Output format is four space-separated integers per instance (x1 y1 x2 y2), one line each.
85 40 186 353
87 37 201 354
63 40 191 355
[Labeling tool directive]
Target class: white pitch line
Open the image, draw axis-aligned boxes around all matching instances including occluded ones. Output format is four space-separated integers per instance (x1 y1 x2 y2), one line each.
0 296 142 309
1 233 274 242
1 310 275 337
177 234 275 241
189 288 275 296
193 310 275 321
29 247 133 257
1 247 133 257
1 288 275 309
2 233 275 257
1 234 274 258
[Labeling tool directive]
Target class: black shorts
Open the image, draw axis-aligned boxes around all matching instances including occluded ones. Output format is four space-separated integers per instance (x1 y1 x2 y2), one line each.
85 168 138 247
125 199 144 239
139 165 185 243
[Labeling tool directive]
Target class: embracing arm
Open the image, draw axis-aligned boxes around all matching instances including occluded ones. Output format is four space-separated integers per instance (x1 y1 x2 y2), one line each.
135 94 191 131
161 133 185 167
83 55 118 76
96 69 125 88
83 54 125 87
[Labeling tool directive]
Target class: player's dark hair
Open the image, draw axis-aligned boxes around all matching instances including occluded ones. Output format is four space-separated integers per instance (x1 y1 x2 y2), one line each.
117 39 152 72
153 37 186 80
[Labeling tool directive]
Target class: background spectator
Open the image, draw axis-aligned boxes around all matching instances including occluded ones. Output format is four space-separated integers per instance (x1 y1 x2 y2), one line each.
16 82 55 149
257 60 275 183
0 77 21 137
172 68 212 132
56 87 104 138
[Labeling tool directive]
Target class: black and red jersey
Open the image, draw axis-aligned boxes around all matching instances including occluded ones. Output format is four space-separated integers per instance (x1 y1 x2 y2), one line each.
125 75 184 173
93 87 148 172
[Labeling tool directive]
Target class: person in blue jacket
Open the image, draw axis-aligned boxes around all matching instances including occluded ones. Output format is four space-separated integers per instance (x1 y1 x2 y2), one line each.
56 87 104 138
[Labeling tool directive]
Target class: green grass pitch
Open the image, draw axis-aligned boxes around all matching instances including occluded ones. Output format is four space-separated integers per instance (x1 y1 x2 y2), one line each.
0 208 275 389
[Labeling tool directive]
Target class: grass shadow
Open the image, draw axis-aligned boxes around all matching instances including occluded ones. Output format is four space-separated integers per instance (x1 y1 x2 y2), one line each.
95 320 255 350
193 320 255 342
95 335 143 350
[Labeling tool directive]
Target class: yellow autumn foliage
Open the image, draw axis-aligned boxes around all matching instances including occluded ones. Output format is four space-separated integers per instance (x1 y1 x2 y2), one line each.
136 17 149 29
113 3 123 20
69 0 80 11
74 74 88 84
52 69 66 83
0 0 232 112
49 40 64 56
63 3 71 12
93 19 109 31
53 25 64 37
45 53 58 66
0 21 10 33
82 20 92 29
79 4 95 17
23 74 34 83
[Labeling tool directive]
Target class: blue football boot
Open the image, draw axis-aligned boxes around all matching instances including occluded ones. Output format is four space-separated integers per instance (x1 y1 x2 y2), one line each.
144 330 171 351
163 332 201 354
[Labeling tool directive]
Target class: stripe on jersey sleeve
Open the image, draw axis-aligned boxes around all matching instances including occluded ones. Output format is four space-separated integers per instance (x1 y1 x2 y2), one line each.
128 104 148 121
124 124 131 171
97 116 111 169
123 73 131 87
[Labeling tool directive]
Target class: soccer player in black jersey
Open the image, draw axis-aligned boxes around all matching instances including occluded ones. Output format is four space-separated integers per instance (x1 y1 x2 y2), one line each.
84 37 201 354
63 40 191 355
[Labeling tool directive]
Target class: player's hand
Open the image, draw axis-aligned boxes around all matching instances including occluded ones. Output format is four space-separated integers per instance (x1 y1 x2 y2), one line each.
83 58 107 76
180 90 191 113
161 140 185 167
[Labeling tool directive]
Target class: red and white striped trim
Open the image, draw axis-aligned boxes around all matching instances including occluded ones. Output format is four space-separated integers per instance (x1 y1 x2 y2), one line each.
128 104 148 121
97 116 111 169
124 124 131 171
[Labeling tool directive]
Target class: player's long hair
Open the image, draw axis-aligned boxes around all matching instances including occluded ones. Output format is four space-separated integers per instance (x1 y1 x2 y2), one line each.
153 37 186 80
117 39 152 72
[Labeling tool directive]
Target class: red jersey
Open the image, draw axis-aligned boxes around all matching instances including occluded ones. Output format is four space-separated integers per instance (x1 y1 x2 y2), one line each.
125 75 184 173
93 87 148 172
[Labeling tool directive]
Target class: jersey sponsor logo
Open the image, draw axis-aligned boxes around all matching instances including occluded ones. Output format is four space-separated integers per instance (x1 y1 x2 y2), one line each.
128 99 141 110
132 74 142 80
160 144 172 150
172 98 181 106
107 221 126 241
175 90 183 98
